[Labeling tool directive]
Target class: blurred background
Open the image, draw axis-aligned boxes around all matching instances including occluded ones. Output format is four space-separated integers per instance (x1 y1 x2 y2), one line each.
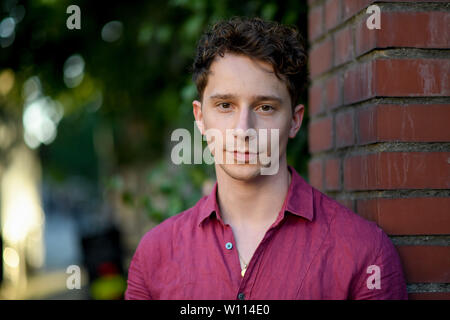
0 0 309 299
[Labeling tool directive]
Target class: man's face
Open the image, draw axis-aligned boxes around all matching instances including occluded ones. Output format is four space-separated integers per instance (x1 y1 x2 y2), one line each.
193 52 304 181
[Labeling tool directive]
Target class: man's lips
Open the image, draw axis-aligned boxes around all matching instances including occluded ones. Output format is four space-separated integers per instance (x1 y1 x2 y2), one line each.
225 150 258 154
228 151 259 158
223 150 258 163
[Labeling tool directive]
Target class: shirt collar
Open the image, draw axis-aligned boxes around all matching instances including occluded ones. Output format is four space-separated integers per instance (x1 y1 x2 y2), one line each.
197 165 314 227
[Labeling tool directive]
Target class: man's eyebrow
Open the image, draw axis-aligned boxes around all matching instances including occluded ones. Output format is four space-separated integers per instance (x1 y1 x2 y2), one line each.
208 93 283 103
252 95 283 103
208 93 237 101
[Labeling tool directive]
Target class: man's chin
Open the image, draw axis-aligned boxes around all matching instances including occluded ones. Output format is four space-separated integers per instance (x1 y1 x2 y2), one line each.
217 163 262 181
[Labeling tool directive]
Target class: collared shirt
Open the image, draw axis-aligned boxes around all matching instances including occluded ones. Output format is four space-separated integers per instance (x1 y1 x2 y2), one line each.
125 166 408 300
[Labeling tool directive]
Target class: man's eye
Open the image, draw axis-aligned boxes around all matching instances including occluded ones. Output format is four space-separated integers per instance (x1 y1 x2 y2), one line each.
259 105 274 112
218 103 231 110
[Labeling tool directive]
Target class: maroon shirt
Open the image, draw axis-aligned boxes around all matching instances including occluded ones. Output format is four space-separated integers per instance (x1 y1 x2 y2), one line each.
125 166 408 300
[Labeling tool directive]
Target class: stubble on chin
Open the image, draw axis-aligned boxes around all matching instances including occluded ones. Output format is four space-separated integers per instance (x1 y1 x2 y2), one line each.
217 163 262 182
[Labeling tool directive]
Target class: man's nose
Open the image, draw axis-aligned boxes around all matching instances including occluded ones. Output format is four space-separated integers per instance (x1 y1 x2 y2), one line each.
233 107 256 140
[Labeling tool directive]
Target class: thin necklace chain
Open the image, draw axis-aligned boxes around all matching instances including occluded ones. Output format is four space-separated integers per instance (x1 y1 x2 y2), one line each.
238 251 248 277
238 251 248 268
235 172 292 277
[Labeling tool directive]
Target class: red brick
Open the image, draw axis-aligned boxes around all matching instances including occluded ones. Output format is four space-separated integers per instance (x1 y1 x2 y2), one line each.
325 0 341 31
396 246 450 283
358 104 450 144
388 0 448 3
308 83 324 116
344 59 450 104
309 5 324 41
308 158 324 190
334 26 353 66
342 0 373 22
374 59 450 97
357 105 377 144
325 75 341 110
344 152 450 190
356 197 450 235
355 15 378 57
356 11 450 56
409 292 450 300
335 109 354 148
309 38 333 78
343 61 373 105
308 117 333 153
388 0 449 1
325 158 341 190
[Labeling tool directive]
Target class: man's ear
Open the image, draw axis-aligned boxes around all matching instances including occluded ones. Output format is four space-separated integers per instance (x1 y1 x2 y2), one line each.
289 104 305 138
193 100 205 135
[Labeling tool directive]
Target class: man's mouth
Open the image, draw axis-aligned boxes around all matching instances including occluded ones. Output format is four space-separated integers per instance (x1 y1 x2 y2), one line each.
228 150 258 163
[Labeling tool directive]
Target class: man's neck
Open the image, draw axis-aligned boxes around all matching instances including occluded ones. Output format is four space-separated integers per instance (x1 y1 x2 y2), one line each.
215 159 291 231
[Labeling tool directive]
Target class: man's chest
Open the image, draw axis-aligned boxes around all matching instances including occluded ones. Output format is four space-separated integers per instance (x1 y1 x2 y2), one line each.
232 227 269 272
146 227 352 300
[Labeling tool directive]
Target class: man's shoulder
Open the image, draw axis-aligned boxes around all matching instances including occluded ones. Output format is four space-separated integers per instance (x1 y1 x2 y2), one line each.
309 188 407 299
137 194 208 248
312 187 386 253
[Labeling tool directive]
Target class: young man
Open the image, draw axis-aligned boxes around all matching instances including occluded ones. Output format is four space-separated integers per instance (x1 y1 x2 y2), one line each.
125 17 408 300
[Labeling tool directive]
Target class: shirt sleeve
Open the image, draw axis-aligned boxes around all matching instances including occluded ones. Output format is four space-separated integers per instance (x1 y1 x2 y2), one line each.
125 245 152 300
350 230 408 300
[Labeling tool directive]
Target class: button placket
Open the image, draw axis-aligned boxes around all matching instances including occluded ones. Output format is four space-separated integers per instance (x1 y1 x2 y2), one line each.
223 225 247 283
223 224 235 256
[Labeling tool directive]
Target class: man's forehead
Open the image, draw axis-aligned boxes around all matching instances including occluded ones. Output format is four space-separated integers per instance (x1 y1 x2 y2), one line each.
205 54 288 98
209 52 275 75
207 92 284 103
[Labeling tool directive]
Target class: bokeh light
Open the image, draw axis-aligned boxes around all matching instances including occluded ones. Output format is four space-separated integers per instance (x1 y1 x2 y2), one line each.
21 76 64 149
101 21 123 43
63 54 85 88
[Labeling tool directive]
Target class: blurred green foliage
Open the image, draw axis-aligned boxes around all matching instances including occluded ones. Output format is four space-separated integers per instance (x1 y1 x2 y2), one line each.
0 0 309 223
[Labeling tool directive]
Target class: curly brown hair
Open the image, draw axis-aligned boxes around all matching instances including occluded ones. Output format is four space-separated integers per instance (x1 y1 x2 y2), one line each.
192 16 308 108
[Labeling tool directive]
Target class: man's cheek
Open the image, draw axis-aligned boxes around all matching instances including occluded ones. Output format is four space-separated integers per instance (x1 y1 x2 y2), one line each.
260 129 280 175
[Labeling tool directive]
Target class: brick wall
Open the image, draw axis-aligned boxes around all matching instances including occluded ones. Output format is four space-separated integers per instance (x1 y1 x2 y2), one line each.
307 0 450 299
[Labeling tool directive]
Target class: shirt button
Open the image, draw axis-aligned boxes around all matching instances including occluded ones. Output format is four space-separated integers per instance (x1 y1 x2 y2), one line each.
238 292 245 300
225 242 233 250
